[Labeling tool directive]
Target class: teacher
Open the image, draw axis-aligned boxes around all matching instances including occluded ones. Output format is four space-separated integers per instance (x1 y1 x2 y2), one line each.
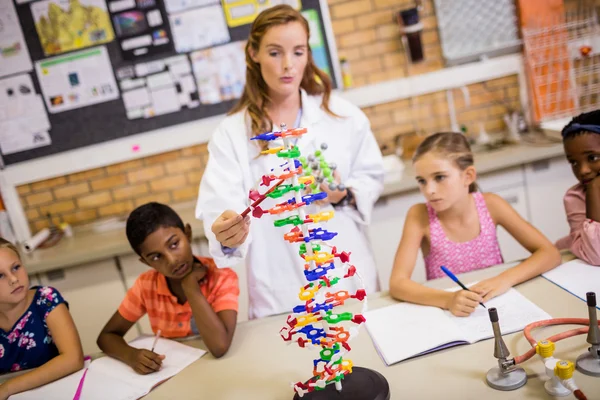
196 5 384 319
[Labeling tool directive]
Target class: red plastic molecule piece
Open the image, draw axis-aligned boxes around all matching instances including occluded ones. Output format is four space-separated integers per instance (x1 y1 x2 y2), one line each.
352 314 366 324
344 265 356 278
261 175 274 187
249 189 262 201
252 206 265 218
353 289 367 301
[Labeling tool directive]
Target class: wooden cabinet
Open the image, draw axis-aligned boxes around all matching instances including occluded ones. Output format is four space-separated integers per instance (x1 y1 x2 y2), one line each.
39 259 134 355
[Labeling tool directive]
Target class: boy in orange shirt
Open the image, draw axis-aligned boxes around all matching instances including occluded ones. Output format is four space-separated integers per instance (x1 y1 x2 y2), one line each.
97 202 239 374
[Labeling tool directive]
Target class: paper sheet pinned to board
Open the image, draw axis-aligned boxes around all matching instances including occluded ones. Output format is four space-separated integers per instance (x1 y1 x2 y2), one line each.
0 74 51 155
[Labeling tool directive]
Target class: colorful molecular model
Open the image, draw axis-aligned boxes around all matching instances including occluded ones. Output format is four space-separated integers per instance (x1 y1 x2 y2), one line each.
249 124 368 397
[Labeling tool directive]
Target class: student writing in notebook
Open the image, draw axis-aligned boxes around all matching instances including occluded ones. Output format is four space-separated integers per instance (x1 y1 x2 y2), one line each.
556 110 600 265
389 132 561 316
97 203 239 374
0 238 84 399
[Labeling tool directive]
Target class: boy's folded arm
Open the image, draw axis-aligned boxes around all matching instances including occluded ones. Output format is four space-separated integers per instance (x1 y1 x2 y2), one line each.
183 284 237 358
568 220 600 265
0 304 84 398
96 311 138 365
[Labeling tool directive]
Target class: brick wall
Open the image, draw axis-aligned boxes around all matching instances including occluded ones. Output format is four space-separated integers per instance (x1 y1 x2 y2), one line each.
16 0 522 233
18 146 207 232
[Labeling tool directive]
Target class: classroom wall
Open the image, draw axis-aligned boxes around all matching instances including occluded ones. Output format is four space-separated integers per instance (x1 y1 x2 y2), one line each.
16 0 522 233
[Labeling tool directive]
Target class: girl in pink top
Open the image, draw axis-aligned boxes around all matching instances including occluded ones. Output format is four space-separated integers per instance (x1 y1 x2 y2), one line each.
556 111 600 265
389 132 561 317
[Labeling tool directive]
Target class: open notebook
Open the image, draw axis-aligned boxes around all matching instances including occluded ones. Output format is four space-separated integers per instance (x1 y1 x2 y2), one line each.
365 287 551 366
543 258 600 309
10 337 206 400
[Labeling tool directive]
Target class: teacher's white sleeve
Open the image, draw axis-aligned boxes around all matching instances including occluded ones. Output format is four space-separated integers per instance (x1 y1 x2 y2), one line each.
195 126 251 266
344 110 384 225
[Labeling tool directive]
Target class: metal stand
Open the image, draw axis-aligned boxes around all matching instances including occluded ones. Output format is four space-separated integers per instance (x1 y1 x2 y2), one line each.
576 292 600 377
485 308 528 391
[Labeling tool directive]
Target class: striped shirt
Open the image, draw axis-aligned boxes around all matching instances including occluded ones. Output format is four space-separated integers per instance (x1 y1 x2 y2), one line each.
118 257 239 338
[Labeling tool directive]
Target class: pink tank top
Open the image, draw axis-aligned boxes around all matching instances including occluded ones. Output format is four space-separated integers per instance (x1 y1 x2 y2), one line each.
424 192 504 280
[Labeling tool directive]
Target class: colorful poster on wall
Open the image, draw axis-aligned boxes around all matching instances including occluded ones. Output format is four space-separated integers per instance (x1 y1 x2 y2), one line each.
190 41 245 105
107 0 172 59
116 55 199 119
31 0 115 56
302 9 330 77
0 1 33 78
0 74 51 155
35 46 119 113
169 4 230 53
221 0 300 28
164 0 218 14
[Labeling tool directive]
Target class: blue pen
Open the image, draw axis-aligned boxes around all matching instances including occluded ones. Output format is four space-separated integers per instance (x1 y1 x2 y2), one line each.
440 266 486 309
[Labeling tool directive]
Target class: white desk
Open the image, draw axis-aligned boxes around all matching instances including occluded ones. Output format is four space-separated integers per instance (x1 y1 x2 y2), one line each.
144 259 600 399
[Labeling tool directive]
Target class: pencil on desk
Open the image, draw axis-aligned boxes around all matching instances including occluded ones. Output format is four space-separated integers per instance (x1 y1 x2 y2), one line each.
151 330 161 352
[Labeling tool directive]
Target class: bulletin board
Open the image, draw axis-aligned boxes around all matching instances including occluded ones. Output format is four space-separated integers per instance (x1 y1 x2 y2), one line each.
0 0 339 166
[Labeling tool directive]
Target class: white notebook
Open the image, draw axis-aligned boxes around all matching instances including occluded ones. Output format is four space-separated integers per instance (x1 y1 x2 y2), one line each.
365 287 551 366
9 337 206 400
543 259 600 309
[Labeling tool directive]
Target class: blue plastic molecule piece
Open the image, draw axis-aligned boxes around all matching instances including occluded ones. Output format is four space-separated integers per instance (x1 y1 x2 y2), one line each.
304 263 335 281
302 192 327 205
311 301 334 313
252 131 278 141
299 325 326 344
305 228 338 242
293 304 308 313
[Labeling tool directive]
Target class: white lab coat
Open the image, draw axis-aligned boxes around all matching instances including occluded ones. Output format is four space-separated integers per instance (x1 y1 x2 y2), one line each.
196 89 384 319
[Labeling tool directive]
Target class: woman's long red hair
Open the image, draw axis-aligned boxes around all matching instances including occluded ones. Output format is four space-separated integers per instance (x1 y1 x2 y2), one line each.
229 5 337 150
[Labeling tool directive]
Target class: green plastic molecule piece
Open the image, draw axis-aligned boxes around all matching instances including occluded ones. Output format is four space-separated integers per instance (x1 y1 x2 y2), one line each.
319 161 327 168
273 215 303 227
315 150 322 156
299 243 321 255
276 146 301 158
323 311 353 324
299 156 307 166
320 347 334 361
321 277 340 287
267 184 293 199
323 168 332 178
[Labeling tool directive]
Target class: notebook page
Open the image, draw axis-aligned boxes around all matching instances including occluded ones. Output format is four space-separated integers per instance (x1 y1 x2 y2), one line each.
365 302 466 366
543 259 600 309
8 358 94 400
8 368 85 400
448 287 552 344
85 337 206 398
